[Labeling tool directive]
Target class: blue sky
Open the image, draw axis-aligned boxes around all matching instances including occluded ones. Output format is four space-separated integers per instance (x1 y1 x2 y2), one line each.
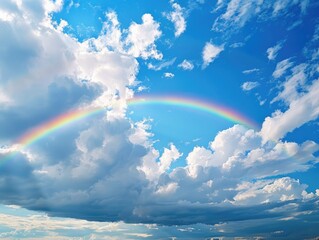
0 0 319 239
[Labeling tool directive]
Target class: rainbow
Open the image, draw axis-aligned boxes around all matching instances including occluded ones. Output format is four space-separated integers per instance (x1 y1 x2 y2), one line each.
127 96 258 129
9 107 105 154
2 95 257 157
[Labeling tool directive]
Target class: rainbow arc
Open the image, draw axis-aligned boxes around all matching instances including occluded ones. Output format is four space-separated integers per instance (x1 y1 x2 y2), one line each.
1 95 258 160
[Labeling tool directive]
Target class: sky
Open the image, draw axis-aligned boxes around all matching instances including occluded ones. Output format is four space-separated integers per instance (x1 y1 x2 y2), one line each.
0 0 319 239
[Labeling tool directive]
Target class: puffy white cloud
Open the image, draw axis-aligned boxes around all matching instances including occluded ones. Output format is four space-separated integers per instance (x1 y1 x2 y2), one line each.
165 1 186 37
183 125 318 181
202 42 223 68
267 42 283 60
138 143 182 182
126 14 163 60
178 59 194 70
233 177 308 205
186 146 214 177
241 81 259 91
90 11 162 60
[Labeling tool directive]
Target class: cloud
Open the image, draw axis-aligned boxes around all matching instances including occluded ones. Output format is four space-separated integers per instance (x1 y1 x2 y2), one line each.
271 64 307 105
233 177 309 205
126 14 163 60
242 68 259 74
178 59 194 70
272 58 294 78
261 78 319 142
2 202 319 239
163 72 175 78
267 42 284 60
213 0 309 32
164 1 186 37
92 11 162 60
138 143 182 182
147 57 176 71
202 42 224 68
241 81 259 91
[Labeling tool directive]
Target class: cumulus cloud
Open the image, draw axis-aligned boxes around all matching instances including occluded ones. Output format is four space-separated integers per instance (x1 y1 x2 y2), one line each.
241 81 259 91
90 11 162 60
134 125 319 225
202 42 224 68
164 0 186 37
125 14 163 60
0 0 146 222
178 59 194 70
233 177 308 205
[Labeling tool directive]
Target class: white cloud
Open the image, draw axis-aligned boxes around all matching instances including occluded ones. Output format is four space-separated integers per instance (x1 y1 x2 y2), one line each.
138 144 182 182
178 59 194 70
272 58 294 78
147 57 176 71
186 146 214 178
125 14 163 60
164 72 175 78
213 0 308 31
267 42 283 60
242 68 259 74
165 1 186 37
233 177 307 205
261 79 319 142
156 182 179 195
98 11 124 52
272 64 307 105
93 11 162 60
241 81 259 91
202 42 224 68
214 0 225 11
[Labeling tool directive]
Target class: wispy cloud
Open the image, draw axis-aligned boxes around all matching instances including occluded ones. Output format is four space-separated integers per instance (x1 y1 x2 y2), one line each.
241 81 259 91
147 58 176 71
213 0 309 32
267 41 284 60
164 0 186 37
242 68 259 74
272 58 294 78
